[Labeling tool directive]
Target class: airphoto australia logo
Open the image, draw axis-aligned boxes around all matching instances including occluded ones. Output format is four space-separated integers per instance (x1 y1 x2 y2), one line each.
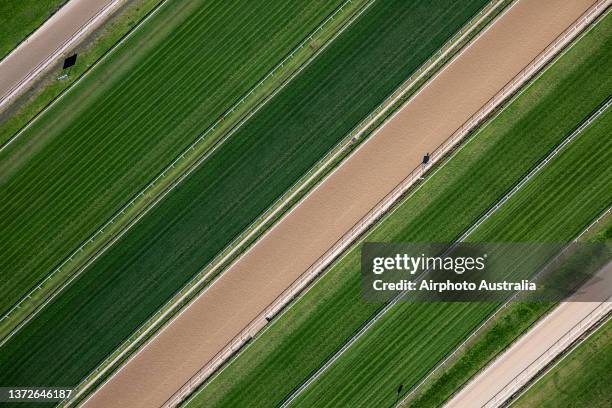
361 243 537 302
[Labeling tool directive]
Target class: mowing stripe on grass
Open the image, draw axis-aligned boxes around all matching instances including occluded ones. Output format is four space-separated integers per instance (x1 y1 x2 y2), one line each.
0 0 352 308
0 0 368 340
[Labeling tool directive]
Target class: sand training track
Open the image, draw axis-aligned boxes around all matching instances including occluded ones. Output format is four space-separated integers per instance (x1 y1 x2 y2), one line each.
0 0 123 112
81 0 600 407
446 262 612 408
447 302 612 408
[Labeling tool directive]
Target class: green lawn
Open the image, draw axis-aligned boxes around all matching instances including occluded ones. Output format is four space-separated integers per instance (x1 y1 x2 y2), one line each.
0 0 349 314
184 14 612 408
0 0 490 391
513 318 612 408
0 0 68 60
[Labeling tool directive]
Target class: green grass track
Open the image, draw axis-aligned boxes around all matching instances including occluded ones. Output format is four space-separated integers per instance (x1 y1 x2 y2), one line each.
184 14 612 408
0 0 490 390
0 0 349 313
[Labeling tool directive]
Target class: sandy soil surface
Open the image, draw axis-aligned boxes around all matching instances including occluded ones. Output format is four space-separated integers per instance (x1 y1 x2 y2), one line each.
446 303 606 408
0 0 123 112
446 263 612 408
82 0 599 407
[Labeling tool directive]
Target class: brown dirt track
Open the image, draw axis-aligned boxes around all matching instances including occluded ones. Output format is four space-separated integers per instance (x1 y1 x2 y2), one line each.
81 0 599 407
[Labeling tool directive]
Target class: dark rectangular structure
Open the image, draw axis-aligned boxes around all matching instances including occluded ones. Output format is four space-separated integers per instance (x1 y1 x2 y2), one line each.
63 54 78 69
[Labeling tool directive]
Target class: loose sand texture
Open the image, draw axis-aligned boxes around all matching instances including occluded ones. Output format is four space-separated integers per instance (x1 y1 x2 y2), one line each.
0 0 123 111
82 0 599 407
